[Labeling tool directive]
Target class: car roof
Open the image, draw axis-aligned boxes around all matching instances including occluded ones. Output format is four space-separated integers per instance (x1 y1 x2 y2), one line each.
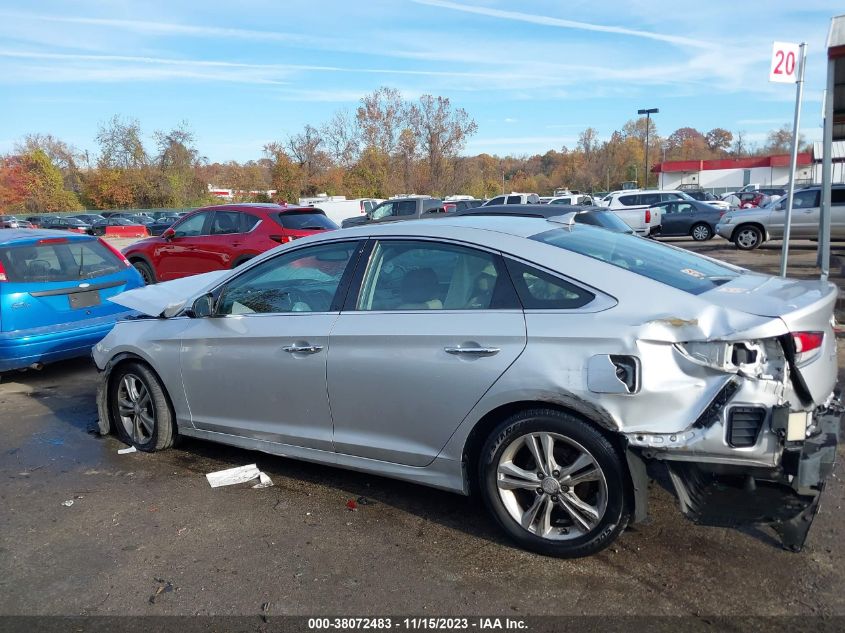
336 214 563 241
0 229 94 246
192 203 321 214
456 203 608 219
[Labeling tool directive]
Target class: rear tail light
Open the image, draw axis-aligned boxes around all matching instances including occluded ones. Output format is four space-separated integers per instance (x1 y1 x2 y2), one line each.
645 209 651 224
792 331 824 365
0 260 6 282
98 238 131 267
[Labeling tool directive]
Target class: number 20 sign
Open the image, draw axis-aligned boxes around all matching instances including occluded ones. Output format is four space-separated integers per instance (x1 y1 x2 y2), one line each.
769 41 800 83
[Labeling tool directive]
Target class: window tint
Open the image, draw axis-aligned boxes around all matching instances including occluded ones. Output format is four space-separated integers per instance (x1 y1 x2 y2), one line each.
357 240 516 311
618 195 638 206
506 195 522 204
792 190 820 209
550 198 572 205
832 189 845 205
660 193 681 202
0 240 123 283
217 241 358 315
274 211 338 230
487 196 505 205
241 213 261 232
212 211 242 235
505 259 595 309
530 225 741 295
173 212 210 237
640 194 660 205
395 200 417 216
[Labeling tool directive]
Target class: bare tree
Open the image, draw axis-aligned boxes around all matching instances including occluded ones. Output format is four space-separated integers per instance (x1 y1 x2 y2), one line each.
322 109 360 168
95 115 148 169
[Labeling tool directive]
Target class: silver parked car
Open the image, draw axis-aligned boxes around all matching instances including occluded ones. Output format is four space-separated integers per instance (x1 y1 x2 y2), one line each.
717 184 845 250
93 216 840 557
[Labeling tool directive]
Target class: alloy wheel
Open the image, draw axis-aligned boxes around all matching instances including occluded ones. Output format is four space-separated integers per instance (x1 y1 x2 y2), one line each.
736 228 759 249
496 432 608 540
116 373 156 444
692 224 711 241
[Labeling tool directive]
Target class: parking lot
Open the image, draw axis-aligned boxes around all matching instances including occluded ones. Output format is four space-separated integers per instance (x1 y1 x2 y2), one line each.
2 236 844 619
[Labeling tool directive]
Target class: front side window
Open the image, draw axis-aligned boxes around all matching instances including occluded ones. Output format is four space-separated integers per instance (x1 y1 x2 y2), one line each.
506 195 522 204
487 196 505 206
217 241 358 315
371 202 394 220
356 240 514 311
173 212 211 237
395 200 417 216
618 195 637 206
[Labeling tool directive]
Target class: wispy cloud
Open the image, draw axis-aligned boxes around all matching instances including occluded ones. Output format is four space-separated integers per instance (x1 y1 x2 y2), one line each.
412 0 712 49
736 118 788 126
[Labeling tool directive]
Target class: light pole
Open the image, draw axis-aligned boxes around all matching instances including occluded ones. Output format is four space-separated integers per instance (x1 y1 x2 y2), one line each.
637 108 659 189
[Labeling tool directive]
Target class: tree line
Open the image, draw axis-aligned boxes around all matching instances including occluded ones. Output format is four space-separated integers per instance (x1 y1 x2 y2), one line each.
0 86 805 213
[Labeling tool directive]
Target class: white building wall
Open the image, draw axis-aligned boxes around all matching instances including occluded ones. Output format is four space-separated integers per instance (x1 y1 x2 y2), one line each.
659 164 816 190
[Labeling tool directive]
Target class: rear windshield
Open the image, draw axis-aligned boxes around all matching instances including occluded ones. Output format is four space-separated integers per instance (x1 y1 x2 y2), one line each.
0 239 123 283
275 211 338 231
530 226 741 295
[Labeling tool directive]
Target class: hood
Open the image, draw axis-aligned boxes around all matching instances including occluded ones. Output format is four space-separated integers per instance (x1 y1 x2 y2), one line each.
108 269 230 317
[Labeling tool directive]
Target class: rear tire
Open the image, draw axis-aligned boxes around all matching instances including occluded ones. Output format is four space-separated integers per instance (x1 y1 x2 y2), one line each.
109 361 175 452
132 260 156 285
733 225 763 250
690 223 712 241
478 408 629 558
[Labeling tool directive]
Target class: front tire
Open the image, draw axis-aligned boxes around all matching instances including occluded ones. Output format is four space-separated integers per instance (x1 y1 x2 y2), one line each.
109 361 175 452
733 225 763 250
478 408 629 558
690 223 712 241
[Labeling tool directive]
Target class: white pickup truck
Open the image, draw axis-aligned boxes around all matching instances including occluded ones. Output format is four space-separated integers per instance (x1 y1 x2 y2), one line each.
601 190 679 236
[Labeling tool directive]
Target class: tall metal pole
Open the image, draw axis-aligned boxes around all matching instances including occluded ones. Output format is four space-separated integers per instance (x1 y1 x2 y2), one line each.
818 53 835 281
644 113 650 189
779 42 807 277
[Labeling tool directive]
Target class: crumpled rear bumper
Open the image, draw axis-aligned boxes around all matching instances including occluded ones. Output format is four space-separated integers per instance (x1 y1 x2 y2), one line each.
665 400 841 551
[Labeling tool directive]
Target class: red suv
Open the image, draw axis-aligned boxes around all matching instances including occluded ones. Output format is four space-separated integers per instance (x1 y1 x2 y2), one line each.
123 204 338 284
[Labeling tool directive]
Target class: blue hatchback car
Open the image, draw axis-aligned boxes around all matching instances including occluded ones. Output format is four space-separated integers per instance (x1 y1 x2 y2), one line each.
0 229 144 372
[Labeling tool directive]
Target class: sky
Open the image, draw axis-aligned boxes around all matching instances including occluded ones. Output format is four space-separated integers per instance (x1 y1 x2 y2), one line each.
0 0 841 163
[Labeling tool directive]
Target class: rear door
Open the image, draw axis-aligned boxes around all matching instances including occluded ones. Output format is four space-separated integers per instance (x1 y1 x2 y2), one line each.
0 237 134 332
655 202 682 235
327 238 526 466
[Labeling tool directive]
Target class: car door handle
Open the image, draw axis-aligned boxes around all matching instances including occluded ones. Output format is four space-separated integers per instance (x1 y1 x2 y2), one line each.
283 344 324 354
444 346 500 356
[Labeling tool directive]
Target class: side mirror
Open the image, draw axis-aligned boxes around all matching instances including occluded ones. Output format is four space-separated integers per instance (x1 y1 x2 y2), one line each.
188 293 215 318
162 228 176 240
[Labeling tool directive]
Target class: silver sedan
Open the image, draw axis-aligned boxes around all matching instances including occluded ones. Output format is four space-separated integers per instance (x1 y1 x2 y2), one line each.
94 215 841 557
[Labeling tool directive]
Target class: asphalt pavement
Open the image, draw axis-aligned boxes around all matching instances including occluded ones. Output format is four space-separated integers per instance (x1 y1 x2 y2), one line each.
1 236 844 620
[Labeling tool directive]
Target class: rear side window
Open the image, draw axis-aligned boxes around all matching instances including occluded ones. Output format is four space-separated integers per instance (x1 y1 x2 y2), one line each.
0 240 123 283
396 200 418 216
530 226 741 295
505 259 595 309
832 189 845 205
506 195 522 204
274 211 338 230
618 195 638 206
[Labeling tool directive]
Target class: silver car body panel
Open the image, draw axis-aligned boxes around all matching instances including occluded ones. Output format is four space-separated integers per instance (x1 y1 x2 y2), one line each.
95 216 839 496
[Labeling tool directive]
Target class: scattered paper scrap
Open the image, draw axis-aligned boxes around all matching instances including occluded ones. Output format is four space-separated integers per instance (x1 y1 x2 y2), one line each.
61 499 74 507
118 446 137 454
205 464 273 489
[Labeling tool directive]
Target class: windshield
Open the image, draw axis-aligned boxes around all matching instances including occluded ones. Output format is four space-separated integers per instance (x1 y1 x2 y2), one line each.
530 226 741 295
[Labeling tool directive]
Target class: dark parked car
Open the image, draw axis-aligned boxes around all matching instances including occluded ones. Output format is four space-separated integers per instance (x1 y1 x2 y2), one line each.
649 199 723 241
40 216 92 233
25 216 46 228
146 215 181 236
455 204 634 233
446 199 484 212
70 213 107 225
123 203 338 284
87 216 147 236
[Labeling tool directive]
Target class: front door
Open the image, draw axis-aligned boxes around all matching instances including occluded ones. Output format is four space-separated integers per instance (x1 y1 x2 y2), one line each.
155 211 214 280
179 240 363 450
327 239 527 466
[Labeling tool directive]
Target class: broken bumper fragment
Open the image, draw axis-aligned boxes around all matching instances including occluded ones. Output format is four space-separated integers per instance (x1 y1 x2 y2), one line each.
633 399 841 551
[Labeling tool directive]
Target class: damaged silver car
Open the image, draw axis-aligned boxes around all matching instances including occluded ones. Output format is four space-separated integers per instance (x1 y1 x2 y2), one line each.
93 215 841 558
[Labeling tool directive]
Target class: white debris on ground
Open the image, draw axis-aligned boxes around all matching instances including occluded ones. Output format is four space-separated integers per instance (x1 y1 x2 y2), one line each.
205 464 274 489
